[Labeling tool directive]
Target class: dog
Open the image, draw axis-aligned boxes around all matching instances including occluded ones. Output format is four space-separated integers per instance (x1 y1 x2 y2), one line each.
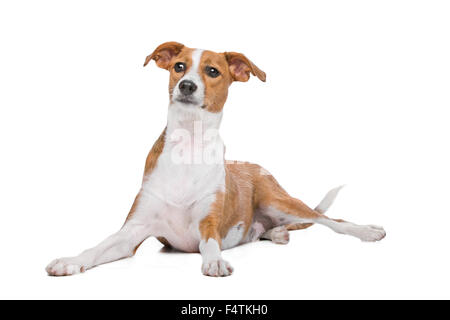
46 42 386 277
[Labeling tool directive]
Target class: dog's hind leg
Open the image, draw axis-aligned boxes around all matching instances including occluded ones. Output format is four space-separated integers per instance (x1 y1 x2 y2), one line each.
282 185 343 232
260 222 315 244
256 174 386 242
260 225 290 244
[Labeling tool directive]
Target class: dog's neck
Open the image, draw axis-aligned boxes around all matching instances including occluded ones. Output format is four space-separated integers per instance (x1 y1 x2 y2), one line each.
166 101 223 137
164 101 225 165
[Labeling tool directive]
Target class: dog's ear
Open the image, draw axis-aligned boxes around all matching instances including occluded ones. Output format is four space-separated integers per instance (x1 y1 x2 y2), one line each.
144 42 185 69
224 52 266 82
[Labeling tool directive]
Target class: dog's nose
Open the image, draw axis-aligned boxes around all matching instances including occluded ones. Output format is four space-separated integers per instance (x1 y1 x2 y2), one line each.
179 80 197 95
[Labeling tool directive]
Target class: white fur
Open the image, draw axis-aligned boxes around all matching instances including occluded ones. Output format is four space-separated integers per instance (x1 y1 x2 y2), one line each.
317 219 386 242
255 185 346 229
199 238 233 277
131 49 226 252
244 221 266 242
171 49 205 106
46 221 151 275
137 103 226 252
261 204 385 243
261 225 290 244
46 49 228 275
262 206 313 225
46 48 385 277
221 221 245 250
315 185 345 213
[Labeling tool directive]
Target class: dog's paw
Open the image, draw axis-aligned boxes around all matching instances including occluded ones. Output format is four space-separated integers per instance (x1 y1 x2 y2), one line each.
351 224 386 242
270 226 290 244
202 259 234 277
46 258 86 276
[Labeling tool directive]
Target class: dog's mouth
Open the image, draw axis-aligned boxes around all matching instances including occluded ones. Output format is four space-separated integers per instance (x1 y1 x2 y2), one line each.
175 96 198 105
176 97 194 104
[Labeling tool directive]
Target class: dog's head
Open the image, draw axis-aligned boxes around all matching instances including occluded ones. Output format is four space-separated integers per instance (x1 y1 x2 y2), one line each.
144 42 266 113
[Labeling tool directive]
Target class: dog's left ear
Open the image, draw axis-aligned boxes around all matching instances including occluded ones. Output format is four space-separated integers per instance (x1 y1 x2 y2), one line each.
224 52 266 82
144 41 185 69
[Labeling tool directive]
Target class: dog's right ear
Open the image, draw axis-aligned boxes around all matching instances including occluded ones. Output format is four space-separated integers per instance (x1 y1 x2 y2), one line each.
143 42 185 69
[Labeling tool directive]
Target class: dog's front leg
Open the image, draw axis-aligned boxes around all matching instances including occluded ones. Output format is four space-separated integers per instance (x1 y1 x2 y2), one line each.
198 210 234 277
46 220 150 276
45 191 160 276
199 237 233 277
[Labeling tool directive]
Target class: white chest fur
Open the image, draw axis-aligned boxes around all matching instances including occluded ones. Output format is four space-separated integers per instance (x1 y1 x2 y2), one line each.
138 103 226 252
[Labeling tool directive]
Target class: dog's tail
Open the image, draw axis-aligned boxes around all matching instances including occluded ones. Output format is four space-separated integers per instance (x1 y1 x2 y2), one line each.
286 185 344 231
314 185 345 214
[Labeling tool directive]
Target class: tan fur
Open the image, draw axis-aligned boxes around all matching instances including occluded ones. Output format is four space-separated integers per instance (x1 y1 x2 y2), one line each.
199 162 323 247
45 42 383 278
285 223 314 231
125 128 172 248
145 43 266 112
140 42 349 250
143 41 184 69
224 52 266 82
143 128 167 177
125 128 166 223
199 51 233 113
144 43 195 104
199 163 256 243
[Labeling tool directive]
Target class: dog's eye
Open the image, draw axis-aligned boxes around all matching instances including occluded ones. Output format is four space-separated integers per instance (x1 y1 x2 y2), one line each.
174 62 186 73
205 66 220 78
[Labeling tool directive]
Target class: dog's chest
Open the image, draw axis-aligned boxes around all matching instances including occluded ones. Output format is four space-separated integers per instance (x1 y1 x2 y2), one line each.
140 141 225 252
143 145 225 206
151 204 205 252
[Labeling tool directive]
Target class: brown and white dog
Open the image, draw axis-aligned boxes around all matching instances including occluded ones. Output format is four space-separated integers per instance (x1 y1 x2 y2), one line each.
46 42 386 277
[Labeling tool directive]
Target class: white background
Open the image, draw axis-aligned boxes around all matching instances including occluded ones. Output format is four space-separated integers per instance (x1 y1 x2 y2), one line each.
1 0 449 299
